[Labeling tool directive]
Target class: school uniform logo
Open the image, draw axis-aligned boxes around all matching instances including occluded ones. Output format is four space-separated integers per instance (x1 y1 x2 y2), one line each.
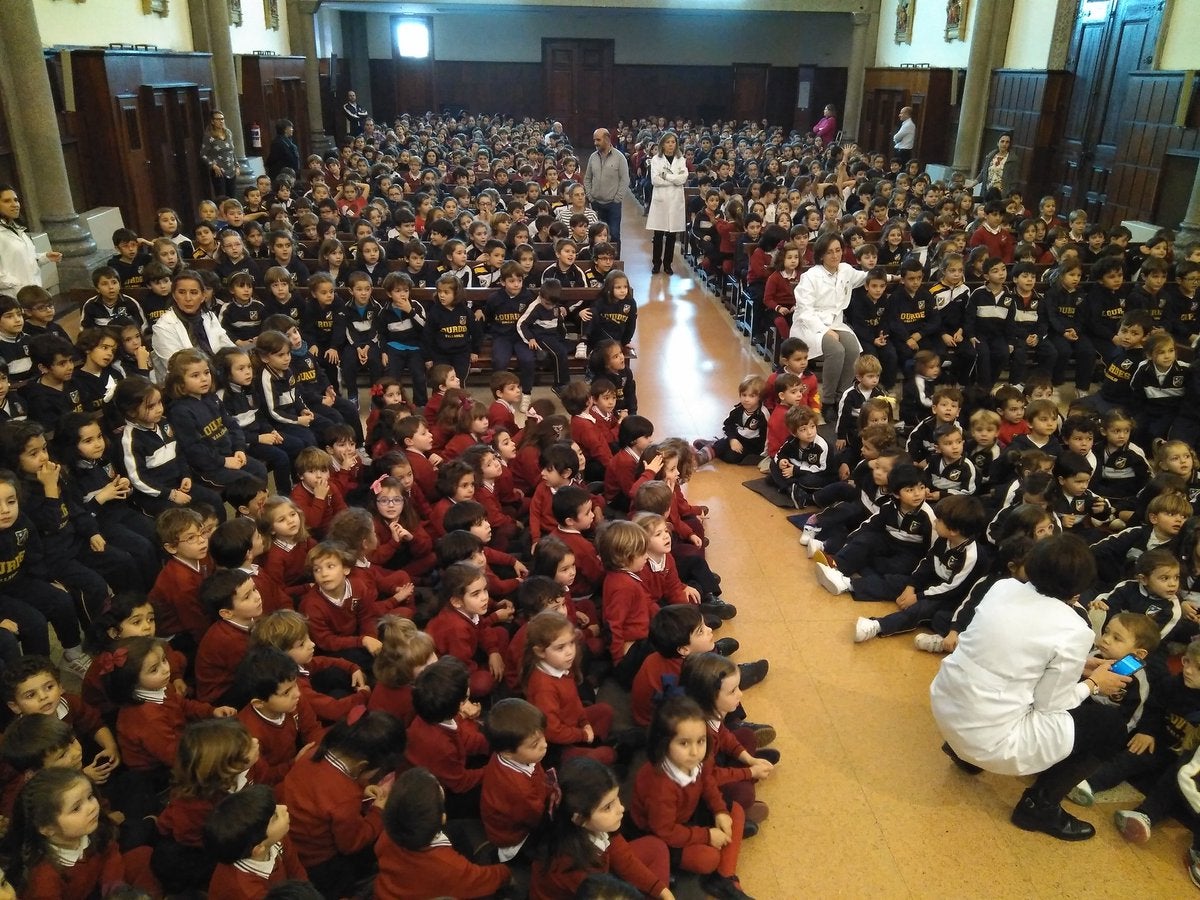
1174 376 1185 387
1114 458 1127 469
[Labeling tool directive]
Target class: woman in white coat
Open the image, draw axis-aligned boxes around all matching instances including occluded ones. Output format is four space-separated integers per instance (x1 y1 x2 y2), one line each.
930 534 1131 840
0 184 62 293
645 132 688 275
791 232 868 414
152 270 235 382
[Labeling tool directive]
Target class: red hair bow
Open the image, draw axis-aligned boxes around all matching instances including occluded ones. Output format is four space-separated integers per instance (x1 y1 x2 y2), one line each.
370 384 384 398
95 647 128 677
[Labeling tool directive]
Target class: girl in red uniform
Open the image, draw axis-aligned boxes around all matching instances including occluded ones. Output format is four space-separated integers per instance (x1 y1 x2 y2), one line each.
369 615 436 725
531 757 672 900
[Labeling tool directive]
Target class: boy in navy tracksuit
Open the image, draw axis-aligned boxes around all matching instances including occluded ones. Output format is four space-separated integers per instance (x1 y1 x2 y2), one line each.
516 278 571 391
1130 331 1187 447
1085 256 1130 362
769 404 832 508
963 257 1012 387
377 272 428 406
338 272 384 405
1045 263 1093 392
1005 261 1057 385
852 494 988 638
1087 309 1151 417
847 268 897 387
486 261 535 397
887 260 942 373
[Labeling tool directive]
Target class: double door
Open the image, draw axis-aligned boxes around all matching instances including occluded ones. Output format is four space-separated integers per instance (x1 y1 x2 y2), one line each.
543 38 614 147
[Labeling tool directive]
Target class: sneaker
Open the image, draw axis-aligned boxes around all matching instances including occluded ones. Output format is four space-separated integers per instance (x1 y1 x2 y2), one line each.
1066 780 1095 807
811 548 833 568
914 633 945 653
518 394 531 414
1188 848 1200 889
815 563 850 595
574 341 588 359
799 525 816 546
694 445 715 466
738 659 769 689
806 538 825 559
854 616 881 643
789 485 810 509
692 437 713 451
746 800 770 824
1114 809 1152 844
59 651 94 680
714 637 741 657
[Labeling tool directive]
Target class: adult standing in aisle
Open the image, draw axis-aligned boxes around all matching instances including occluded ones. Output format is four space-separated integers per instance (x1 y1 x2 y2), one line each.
585 128 630 251
343 91 369 137
645 132 687 275
200 110 238 199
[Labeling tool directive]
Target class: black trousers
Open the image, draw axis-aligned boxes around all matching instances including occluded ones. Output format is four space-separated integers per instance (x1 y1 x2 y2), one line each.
1031 701 1128 803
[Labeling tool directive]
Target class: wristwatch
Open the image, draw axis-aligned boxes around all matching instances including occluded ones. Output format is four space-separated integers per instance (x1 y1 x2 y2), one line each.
1086 678 1100 696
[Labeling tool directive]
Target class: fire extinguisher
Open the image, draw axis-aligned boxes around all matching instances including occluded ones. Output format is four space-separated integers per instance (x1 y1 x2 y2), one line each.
250 122 262 150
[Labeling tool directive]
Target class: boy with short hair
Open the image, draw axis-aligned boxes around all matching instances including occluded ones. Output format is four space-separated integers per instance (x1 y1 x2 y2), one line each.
888 258 943 372
0 295 32 385
967 201 1015 263
480 698 551 862
854 494 988 640
235 647 323 785
1091 547 1187 643
847 266 898 388
299 541 382 669
82 265 147 332
762 337 819 416
486 263 535 406
549 484 604 599
338 271 384 403
487 370 522 434
290 447 347 538
605 414 654 507
20 333 83 431
770 405 832 509
966 408 1002 498
899 350 942 427
378 271 429 406
195 569 264 705
205 784 307 895
1088 309 1152 415
1008 397 1063 456
148 507 214 645
924 423 978 500
1091 492 1191 588
835 354 888 455
765 372 805 459
1006 260 1057 385
16 285 69 342
106 226 152 289
630 604 716 727
1085 256 1130 361
906 384 962 466
397 415 442 503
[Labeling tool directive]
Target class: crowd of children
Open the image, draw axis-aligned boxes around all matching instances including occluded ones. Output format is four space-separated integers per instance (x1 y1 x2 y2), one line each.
670 116 1200 889
0 112 815 900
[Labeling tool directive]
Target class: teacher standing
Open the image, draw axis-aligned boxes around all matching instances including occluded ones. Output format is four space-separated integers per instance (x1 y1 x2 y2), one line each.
931 535 1131 840
791 233 866 417
645 132 687 275
812 105 838 146
0 184 62 293
973 132 1019 202
200 110 238 199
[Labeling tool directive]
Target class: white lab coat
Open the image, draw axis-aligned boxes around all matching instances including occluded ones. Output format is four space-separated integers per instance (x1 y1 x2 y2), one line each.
152 307 235 383
0 222 47 292
789 263 867 360
930 578 1094 776
644 154 688 233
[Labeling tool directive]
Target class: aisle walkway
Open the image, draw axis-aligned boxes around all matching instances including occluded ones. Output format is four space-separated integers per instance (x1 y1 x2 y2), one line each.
619 198 1185 898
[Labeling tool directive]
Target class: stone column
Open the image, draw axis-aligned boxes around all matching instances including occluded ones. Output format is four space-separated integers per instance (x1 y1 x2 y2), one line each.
951 0 1001 173
289 0 335 157
0 0 103 291
842 12 871 144
201 0 255 185
1177 165 1200 245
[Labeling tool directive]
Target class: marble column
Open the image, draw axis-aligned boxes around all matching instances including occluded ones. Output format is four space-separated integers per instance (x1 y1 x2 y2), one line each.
0 0 103 291
951 0 1001 173
289 0 335 157
842 12 871 144
201 0 255 185
1177 164 1200 245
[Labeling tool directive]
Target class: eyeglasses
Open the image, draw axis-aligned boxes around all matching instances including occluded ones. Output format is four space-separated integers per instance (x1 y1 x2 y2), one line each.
177 532 207 544
376 497 403 505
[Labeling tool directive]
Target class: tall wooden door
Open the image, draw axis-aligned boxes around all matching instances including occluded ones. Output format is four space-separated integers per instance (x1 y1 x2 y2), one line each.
733 64 769 124
861 88 906 161
139 84 206 235
274 77 310 163
542 39 614 146
1058 0 1164 220
112 94 157 236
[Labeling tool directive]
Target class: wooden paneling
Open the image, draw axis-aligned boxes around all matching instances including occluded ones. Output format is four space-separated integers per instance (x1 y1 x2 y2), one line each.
239 56 310 162
733 64 769 124
437 62 541 119
984 70 1071 201
614 65 730 123
1105 71 1200 227
859 68 956 165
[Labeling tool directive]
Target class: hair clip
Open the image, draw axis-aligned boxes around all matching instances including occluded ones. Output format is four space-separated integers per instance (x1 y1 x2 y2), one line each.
95 647 128 677
370 475 388 495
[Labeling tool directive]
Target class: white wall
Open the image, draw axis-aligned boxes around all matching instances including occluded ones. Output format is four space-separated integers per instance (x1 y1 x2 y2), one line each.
229 0 291 56
873 0 977 68
34 0 195 50
1004 0 1055 69
360 8 851 66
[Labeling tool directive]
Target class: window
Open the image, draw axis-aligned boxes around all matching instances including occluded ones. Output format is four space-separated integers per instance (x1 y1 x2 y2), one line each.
395 18 430 59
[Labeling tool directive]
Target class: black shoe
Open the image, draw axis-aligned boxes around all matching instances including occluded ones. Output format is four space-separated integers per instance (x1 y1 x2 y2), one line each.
1010 789 1096 841
753 747 781 764
664 264 674 275
741 818 759 839
941 742 982 775
701 598 738 620
789 484 810 509
738 659 769 689
700 873 753 900
704 613 723 630
739 721 776 747
651 263 661 274
714 636 740 656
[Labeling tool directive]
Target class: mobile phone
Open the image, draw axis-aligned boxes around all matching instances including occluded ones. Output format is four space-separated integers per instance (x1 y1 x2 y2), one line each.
1110 653 1145 677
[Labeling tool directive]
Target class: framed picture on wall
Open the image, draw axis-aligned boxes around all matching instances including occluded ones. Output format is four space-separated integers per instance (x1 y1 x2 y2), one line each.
895 0 916 45
228 0 243 26
945 0 968 41
142 0 168 15
264 0 280 30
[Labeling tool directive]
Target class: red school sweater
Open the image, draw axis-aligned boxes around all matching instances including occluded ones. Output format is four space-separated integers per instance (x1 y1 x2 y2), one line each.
289 482 347 538
404 447 438 501
117 692 214 771
299 655 362 724
531 832 668 900
530 480 605 542
24 838 126 900
705 719 756 789
630 760 728 849
571 412 614 467
367 680 415 725
631 652 683 727
426 604 507 673
207 836 307 900
83 646 187 719
148 554 214 641
298 581 378 653
488 398 518 433
604 445 642 502
551 526 605 597
262 537 316 600
511 443 544 495
602 570 657 663
480 753 550 850
194 619 252 703
237 701 324 786
157 793 218 847
281 752 384 868
373 832 511 900
476 479 518 532
247 565 292 615
442 431 481 461
640 553 689 606
525 666 598 746
404 715 489 794
629 471 695 541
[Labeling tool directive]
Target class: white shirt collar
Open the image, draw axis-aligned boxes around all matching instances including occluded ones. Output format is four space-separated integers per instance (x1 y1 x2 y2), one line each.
456 608 480 626
272 537 297 552
588 831 612 853
134 687 167 704
234 842 282 880
429 831 453 848
51 834 90 867
253 705 286 726
498 754 537 776
55 696 70 719
320 581 352 607
647 553 667 573
661 757 701 787
439 718 459 731
537 660 571 679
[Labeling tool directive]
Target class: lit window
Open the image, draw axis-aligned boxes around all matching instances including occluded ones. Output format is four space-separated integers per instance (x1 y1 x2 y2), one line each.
395 19 430 59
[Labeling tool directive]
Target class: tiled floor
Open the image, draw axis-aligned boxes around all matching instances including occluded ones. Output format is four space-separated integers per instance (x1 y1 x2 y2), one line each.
616 200 1193 897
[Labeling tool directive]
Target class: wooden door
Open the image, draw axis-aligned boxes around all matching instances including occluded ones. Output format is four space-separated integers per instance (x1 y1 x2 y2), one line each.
1058 0 1164 220
862 88 906 161
113 94 157 236
139 84 206 233
733 63 769 124
542 39 614 146
276 77 310 162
